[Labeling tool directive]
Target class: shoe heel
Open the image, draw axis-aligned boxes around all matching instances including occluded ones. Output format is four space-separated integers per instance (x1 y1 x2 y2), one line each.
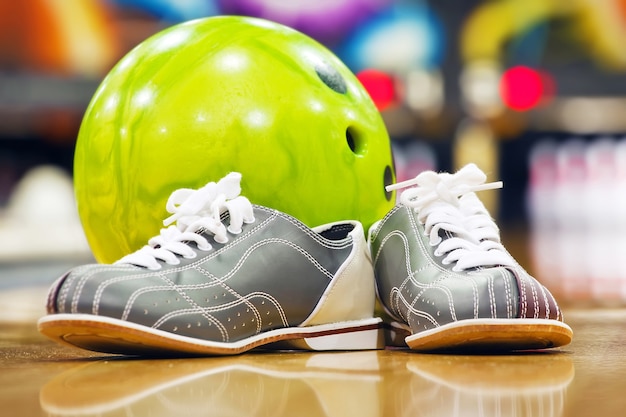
303 326 385 351
267 319 385 351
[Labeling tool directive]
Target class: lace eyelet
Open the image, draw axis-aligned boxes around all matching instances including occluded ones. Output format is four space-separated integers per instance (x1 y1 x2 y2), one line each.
227 226 242 235
148 264 162 271
429 237 442 246
214 235 229 244
183 252 198 259
166 259 181 266
197 243 212 252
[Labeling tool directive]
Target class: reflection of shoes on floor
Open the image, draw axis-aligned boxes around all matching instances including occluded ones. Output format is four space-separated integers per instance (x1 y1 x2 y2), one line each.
38 172 383 356
398 353 574 417
40 351 382 417
0 165 92 262
369 164 573 352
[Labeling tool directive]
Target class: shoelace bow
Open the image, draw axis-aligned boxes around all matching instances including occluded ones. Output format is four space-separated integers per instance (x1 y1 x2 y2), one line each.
116 172 255 270
386 163 515 271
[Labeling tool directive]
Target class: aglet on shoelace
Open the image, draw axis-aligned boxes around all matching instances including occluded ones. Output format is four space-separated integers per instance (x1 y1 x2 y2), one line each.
116 172 255 270
386 163 515 271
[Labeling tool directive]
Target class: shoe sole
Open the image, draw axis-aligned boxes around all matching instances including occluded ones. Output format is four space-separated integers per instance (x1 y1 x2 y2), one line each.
37 314 384 356
403 319 573 352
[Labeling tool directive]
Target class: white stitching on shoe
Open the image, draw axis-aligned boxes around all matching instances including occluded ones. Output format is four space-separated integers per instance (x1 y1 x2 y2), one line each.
501 267 514 319
90 236 329 340
117 239 327 319
487 273 496 318
72 266 119 314
151 292 286 342
519 270 528 318
539 279 552 319
57 265 87 314
530 276 540 319
155 274 230 341
88 213 276 316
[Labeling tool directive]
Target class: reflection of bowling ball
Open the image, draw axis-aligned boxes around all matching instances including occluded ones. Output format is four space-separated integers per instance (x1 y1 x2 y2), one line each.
218 0 391 46
75 16 395 263
338 3 444 73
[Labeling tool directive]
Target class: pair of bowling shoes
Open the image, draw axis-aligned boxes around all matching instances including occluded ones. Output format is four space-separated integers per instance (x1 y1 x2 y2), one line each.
38 165 573 355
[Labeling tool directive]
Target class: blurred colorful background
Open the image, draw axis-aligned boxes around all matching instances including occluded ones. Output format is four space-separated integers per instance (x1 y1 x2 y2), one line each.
3 0 626 312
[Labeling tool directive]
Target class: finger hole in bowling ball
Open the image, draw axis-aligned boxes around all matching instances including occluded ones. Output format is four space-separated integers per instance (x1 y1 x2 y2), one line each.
315 62 347 94
384 165 393 201
346 127 366 155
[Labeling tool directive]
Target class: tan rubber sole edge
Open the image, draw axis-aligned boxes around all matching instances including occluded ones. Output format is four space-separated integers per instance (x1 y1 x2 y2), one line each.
37 314 383 356
405 319 574 352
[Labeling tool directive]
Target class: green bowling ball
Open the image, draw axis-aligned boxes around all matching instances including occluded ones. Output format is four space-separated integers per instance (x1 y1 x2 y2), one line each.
74 16 395 263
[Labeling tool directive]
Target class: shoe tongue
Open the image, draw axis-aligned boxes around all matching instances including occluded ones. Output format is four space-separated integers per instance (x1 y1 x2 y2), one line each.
435 220 482 247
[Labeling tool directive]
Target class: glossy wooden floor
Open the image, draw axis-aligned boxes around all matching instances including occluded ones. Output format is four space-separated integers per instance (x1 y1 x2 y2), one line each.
0 306 624 417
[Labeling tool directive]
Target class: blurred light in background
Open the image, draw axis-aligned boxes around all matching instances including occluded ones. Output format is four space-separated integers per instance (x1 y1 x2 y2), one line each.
218 0 391 46
402 69 443 117
356 69 396 111
533 98 626 133
337 2 444 73
0 0 120 77
460 61 503 118
499 65 555 111
110 0 219 22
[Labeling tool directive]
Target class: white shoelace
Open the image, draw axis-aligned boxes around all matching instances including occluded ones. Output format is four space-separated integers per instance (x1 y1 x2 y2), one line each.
116 172 255 270
386 163 515 271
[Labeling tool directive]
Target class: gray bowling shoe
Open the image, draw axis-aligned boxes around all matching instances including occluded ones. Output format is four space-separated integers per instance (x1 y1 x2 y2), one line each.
38 172 382 356
369 164 573 352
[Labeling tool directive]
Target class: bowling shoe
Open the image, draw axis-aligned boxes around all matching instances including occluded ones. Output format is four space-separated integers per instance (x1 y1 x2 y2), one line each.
368 163 573 352
38 172 383 356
